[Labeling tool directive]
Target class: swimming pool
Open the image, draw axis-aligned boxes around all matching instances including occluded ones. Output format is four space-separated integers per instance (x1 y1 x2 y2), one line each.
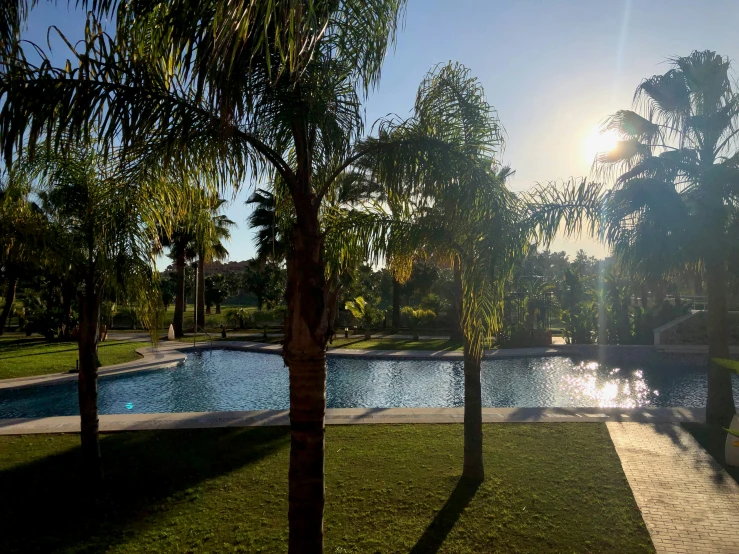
1 350 736 418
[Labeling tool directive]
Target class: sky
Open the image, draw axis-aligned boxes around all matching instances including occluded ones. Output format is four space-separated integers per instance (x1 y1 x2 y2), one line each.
21 0 739 266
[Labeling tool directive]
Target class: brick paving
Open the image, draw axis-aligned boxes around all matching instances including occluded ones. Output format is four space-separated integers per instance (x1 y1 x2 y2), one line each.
607 422 739 554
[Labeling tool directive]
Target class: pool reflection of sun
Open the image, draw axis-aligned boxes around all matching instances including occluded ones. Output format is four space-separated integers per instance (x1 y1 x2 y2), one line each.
583 127 619 164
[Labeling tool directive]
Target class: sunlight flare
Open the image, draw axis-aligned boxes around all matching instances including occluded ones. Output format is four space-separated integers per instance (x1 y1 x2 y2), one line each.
583 127 619 164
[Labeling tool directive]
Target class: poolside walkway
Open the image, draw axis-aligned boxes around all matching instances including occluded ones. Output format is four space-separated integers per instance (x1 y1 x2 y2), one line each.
0 407 704 435
607 422 739 554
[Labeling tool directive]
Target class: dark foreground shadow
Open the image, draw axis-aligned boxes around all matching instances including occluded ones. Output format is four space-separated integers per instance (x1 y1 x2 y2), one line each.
0 426 289 553
682 422 739 487
409 478 480 554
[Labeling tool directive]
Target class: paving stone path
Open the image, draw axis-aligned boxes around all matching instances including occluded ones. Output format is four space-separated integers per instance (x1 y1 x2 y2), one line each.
607 422 739 554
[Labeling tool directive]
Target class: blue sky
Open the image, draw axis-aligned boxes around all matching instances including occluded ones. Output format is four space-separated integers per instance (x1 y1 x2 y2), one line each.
21 0 739 265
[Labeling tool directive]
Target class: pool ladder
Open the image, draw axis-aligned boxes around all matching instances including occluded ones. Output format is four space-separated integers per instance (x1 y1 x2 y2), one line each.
194 325 214 352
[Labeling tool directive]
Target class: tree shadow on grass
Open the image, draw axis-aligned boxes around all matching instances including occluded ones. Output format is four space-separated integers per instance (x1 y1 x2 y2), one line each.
409 478 480 554
0 426 289 553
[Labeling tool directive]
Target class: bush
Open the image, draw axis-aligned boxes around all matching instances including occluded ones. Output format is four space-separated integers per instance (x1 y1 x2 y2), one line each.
419 293 442 313
401 306 436 338
252 306 287 325
226 308 252 329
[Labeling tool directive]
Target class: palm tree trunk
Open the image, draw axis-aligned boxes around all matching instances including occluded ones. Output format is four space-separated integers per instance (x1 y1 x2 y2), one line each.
61 278 76 340
451 258 463 340
78 284 103 483
619 299 631 345
0 270 17 335
173 249 185 338
705 258 735 425
197 258 206 330
462 339 484 481
284 212 329 554
391 277 400 333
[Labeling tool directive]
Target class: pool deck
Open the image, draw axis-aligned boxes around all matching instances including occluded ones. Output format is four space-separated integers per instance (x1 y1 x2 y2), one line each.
607 422 739 553
0 340 571 391
0 407 705 435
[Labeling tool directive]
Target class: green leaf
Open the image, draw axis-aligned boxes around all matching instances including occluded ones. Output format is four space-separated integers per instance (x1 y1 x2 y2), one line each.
712 358 739 376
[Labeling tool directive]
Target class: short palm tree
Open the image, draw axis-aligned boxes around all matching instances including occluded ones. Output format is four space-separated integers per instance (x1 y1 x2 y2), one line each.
29 146 165 481
359 63 523 480
596 50 739 424
345 296 378 339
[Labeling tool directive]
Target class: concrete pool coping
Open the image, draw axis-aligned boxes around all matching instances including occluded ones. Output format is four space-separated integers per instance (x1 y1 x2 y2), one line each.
0 340 579 391
0 407 706 435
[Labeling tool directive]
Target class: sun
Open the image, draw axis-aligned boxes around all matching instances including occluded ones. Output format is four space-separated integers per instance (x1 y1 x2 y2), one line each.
583 127 619 164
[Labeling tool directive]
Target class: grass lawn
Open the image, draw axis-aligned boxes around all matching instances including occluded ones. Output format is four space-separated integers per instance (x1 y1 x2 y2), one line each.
159 305 263 332
330 336 464 351
0 336 150 380
236 335 466 351
0 424 653 553
175 334 466 351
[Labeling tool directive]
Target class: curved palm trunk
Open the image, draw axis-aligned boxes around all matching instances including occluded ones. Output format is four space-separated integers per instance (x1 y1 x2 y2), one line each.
0 270 17 335
462 339 484 481
705 258 735 425
173 250 185 338
284 210 330 554
78 284 103 483
197 257 206 330
391 278 400 333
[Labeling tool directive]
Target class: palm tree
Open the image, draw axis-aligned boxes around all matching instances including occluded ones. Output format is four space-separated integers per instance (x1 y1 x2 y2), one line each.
158 220 196 338
0 166 44 333
29 146 164 481
358 63 521 481
191 195 234 331
1 5 541 549
345 296 378 339
0 4 415 548
246 188 285 263
596 51 739 424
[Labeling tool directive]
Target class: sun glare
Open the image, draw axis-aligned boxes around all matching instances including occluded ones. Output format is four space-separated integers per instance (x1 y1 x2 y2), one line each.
583 127 619 164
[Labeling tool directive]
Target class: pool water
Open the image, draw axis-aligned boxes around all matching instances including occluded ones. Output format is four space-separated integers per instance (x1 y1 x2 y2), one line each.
1 350 736 418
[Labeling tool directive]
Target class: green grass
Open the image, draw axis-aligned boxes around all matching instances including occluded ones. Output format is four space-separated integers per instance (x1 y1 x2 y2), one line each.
0 336 149 380
329 336 464 351
0 424 653 553
176 333 466 351
158 305 264 332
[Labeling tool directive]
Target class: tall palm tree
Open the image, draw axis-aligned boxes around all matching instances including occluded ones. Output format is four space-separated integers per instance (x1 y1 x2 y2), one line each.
596 50 739 424
0 4 416 550
30 146 165 481
246 188 285 263
192 195 234 330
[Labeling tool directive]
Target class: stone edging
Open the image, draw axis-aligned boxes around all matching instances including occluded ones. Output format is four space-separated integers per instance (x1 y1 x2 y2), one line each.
0 407 705 435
